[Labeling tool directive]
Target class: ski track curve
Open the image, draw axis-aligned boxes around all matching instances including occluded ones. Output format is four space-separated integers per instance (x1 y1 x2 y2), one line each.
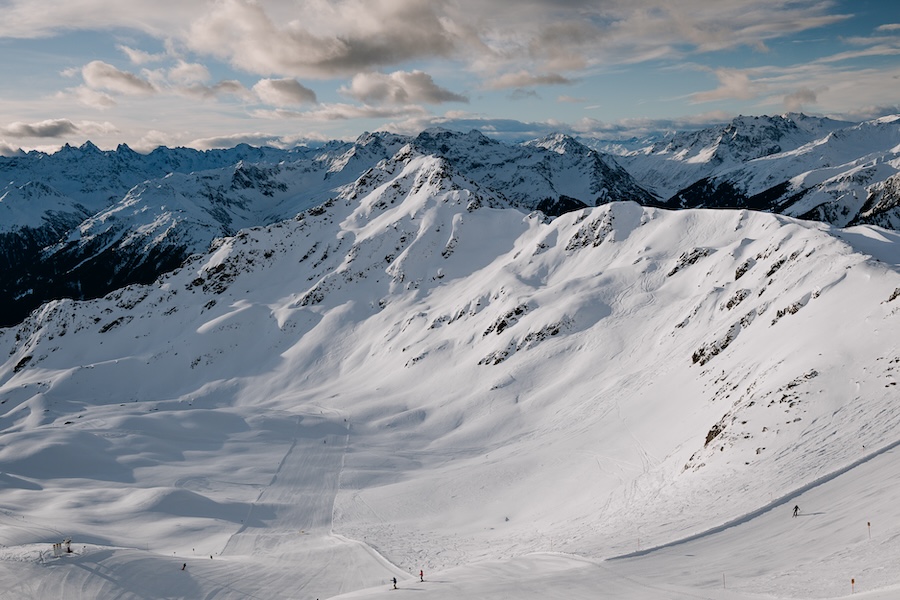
609 433 900 560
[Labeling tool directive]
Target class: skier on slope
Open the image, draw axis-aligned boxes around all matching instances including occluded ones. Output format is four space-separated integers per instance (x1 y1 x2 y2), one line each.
420 569 424 582
392 577 398 589
793 505 800 517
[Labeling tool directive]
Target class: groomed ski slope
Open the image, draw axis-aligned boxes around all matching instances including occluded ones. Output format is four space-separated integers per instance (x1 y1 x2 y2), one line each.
1 148 900 599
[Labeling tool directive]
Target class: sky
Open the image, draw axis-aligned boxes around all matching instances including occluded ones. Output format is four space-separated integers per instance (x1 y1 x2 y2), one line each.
0 0 898 153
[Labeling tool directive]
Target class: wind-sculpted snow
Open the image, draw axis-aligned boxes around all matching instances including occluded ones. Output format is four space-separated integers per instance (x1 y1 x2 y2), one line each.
2 140 900 598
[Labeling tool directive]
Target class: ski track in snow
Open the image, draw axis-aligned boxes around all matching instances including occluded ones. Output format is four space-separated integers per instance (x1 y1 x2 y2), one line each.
612 436 900 561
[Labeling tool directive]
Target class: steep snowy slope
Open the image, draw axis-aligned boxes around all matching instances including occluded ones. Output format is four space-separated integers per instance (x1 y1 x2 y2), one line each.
1 144 899 598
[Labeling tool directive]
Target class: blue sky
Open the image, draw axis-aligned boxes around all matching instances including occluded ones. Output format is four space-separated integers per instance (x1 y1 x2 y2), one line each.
0 0 898 153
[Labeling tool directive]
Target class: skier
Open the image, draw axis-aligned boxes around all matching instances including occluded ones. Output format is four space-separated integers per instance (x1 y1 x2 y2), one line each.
392 577 398 589
792 505 800 517
420 569 424 582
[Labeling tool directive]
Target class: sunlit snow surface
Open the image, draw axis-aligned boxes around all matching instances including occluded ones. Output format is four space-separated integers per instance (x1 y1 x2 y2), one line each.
1 149 900 599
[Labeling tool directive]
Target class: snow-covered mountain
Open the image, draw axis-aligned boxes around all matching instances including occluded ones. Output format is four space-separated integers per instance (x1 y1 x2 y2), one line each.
611 113 852 198
1 143 900 598
0 131 652 327
0 140 350 326
612 114 900 230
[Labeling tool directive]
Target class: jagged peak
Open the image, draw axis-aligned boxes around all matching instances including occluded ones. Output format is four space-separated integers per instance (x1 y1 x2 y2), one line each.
79 140 102 153
524 132 589 155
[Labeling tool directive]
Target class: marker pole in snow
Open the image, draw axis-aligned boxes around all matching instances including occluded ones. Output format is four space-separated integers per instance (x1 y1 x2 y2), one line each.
851 578 855 594
867 521 871 540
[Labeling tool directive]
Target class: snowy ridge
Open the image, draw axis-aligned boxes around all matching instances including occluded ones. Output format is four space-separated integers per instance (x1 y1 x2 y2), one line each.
6 116 900 330
0 130 653 327
615 113 852 198
615 114 900 232
2 144 900 598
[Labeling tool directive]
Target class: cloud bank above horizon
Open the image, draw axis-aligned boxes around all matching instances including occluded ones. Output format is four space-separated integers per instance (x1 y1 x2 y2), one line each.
0 0 898 153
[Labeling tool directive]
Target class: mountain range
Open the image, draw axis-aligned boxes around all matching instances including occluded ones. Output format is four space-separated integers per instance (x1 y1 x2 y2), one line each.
1 132 899 597
2 114 899 328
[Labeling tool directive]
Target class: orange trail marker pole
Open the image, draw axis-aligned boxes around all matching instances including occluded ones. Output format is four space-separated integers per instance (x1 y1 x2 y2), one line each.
851 578 855 594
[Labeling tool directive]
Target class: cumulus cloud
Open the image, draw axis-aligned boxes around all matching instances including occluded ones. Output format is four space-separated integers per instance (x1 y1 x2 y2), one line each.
188 0 459 79
82 61 156 95
252 78 317 106
0 118 116 139
68 57 252 105
340 71 467 105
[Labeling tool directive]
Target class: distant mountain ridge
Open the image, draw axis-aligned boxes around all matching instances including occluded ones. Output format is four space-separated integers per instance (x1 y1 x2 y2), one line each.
610 113 900 229
2 114 900 327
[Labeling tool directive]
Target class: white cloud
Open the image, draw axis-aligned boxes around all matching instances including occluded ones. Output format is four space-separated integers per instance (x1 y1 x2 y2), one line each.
252 78 317 106
0 118 117 139
0 0 855 84
557 95 586 104
187 0 459 79
168 60 211 85
876 24 900 32
82 61 156 95
340 71 467 105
